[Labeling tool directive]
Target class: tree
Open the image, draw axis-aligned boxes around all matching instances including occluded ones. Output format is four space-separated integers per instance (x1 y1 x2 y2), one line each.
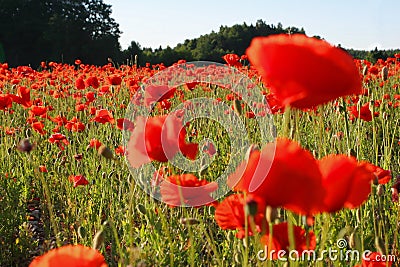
0 0 121 66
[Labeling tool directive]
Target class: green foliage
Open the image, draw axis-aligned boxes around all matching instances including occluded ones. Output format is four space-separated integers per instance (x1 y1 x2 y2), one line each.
0 0 121 66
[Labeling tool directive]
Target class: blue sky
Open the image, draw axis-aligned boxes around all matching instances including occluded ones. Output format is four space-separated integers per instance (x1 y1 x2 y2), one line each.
105 0 400 51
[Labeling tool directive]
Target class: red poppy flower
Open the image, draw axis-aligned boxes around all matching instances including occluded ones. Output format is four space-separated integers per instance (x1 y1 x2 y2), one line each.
215 193 266 238
39 165 48 173
31 121 46 135
65 117 86 132
222 53 242 68
319 155 374 212
116 118 134 131
29 106 47 117
49 133 69 150
365 163 392 184
75 77 86 90
160 174 218 207
353 251 393 267
15 86 32 108
144 85 176 107
89 138 102 150
228 138 325 215
86 91 96 103
115 146 125 155
29 244 107 267
126 112 198 168
348 102 378 122
69 175 89 187
107 75 122 85
85 76 100 89
0 94 13 110
246 34 362 108
92 109 115 124
260 222 316 260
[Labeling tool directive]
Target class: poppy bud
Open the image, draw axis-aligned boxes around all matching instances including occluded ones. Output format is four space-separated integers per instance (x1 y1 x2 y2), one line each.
233 99 242 116
179 217 199 225
93 229 105 250
98 144 115 160
245 199 258 216
381 66 388 81
376 184 384 196
362 66 368 76
266 206 278 222
17 138 34 153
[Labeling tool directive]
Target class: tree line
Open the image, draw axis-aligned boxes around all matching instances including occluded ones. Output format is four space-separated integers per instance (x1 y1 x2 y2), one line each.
1 1 398 68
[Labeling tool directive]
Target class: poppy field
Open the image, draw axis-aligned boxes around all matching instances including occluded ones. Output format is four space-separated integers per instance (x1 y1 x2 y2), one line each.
1 34 400 266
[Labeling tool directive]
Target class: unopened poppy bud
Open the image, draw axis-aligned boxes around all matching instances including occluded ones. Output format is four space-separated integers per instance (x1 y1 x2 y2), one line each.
362 65 368 76
376 184 384 196
245 199 258 216
233 99 242 116
93 229 105 250
17 138 34 153
266 206 278 222
179 217 200 225
381 66 388 81
98 144 115 160
349 226 360 250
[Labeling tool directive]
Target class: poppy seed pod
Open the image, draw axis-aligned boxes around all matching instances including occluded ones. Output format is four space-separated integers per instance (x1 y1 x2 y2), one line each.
381 66 388 81
98 144 114 160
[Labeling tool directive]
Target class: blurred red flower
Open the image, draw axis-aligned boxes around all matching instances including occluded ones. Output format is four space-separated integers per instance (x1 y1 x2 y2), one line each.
222 53 242 68
260 222 316 260
228 138 325 215
116 118 134 131
246 34 362 108
126 113 198 168
319 155 374 212
215 193 266 238
144 85 176 107
160 174 218 207
29 244 106 267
